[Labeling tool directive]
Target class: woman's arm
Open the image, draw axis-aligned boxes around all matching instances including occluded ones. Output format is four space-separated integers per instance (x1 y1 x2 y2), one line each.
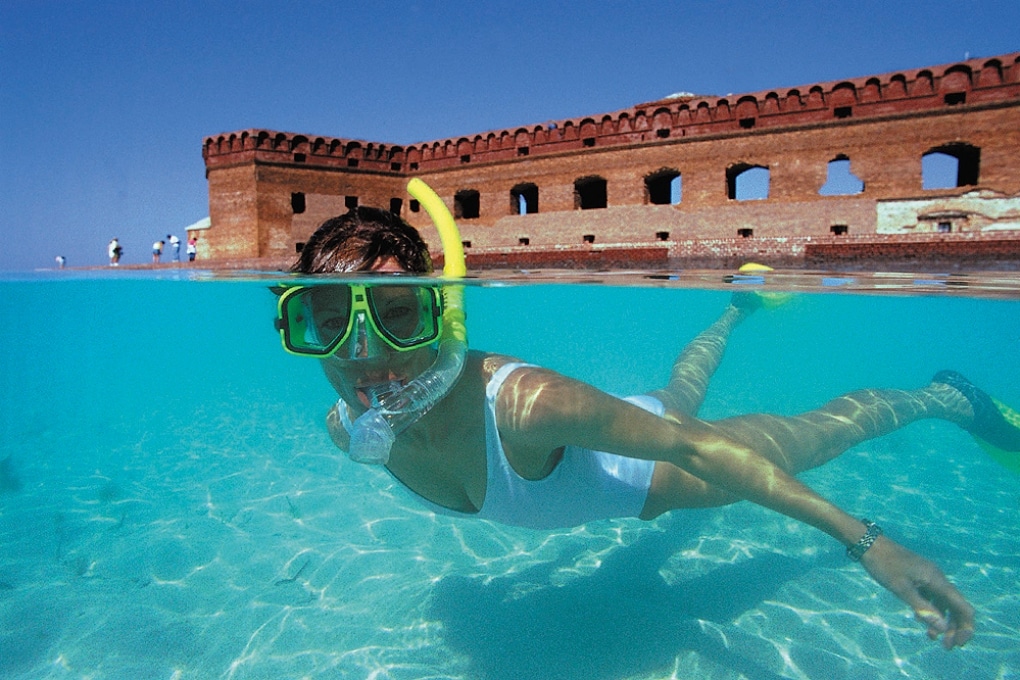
497 367 974 648
499 367 859 539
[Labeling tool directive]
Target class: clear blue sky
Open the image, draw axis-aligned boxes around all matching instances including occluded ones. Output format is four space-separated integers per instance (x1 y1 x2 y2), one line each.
2 0 1017 271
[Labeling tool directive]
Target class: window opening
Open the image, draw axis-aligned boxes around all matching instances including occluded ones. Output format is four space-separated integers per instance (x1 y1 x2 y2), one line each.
461 240 472 248
409 200 420 213
582 234 595 244
391 162 402 171
923 144 980 189
291 192 306 214
410 162 419 170
347 158 359 167
510 183 539 215
583 137 596 147
737 228 754 238
834 106 853 119
293 153 307 163
727 164 770 201
517 147 530 156
389 198 402 215
739 118 756 129
518 237 530 246
655 231 670 241
574 176 608 210
656 128 670 138
944 92 966 106
295 242 305 253
819 157 864 195
455 190 480 219
830 224 849 235
345 196 359 210
937 222 952 233
646 170 681 205
460 155 471 163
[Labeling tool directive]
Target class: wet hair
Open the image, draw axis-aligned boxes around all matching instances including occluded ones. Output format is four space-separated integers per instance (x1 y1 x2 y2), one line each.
293 206 433 274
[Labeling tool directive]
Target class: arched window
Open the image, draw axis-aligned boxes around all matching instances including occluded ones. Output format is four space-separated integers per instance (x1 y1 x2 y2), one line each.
645 169 681 205
574 176 608 210
510 183 539 215
454 190 480 219
922 143 980 189
819 156 864 195
727 164 770 201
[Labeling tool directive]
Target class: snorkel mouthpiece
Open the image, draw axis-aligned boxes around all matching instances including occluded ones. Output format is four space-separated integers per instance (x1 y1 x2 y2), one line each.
347 409 397 464
347 179 469 465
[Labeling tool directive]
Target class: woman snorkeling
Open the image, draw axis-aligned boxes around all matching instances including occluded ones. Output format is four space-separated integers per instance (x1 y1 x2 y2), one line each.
275 187 1020 650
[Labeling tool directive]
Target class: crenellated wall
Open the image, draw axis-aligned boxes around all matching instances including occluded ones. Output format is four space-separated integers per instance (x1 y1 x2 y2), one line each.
202 52 1020 266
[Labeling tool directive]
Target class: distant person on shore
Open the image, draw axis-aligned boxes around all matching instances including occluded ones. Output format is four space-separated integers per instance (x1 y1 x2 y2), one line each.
108 238 122 266
168 234 181 262
152 240 164 264
186 235 198 262
55 255 66 269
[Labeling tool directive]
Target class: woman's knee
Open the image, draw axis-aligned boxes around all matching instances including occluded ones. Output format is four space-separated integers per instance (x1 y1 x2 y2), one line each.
639 463 736 518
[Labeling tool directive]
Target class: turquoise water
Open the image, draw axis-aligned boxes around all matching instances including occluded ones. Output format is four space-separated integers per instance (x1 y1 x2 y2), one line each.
1 270 1019 679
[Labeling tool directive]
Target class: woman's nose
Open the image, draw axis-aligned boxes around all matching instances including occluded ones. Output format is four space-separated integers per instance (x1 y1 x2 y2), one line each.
348 313 370 359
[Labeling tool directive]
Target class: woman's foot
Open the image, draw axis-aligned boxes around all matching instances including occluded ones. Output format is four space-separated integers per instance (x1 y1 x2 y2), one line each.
932 371 1020 452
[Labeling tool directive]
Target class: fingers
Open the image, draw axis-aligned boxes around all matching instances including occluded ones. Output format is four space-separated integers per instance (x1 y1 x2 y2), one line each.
885 563 974 649
914 607 948 643
860 538 975 650
942 622 975 650
922 582 976 650
911 590 975 650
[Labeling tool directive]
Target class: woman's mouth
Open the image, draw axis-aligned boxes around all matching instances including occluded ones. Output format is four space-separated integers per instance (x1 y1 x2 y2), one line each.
355 374 406 408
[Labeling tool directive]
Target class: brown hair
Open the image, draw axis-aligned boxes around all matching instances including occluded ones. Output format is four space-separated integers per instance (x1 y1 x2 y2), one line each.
293 207 433 274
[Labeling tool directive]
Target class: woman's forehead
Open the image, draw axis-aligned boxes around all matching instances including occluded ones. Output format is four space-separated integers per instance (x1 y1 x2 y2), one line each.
369 257 405 273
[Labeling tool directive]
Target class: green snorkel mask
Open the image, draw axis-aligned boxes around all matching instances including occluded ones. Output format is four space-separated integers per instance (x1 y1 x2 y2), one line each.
277 283 444 359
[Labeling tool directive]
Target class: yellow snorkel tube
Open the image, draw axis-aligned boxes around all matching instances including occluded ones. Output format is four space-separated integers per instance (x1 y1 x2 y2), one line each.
409 176 467 347
346 179 469 464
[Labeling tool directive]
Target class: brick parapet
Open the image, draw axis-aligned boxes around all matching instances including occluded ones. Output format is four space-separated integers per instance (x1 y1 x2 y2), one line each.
203 52 1019 173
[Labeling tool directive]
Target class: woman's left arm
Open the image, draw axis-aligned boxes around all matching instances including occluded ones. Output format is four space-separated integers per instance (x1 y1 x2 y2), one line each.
498 367 974 648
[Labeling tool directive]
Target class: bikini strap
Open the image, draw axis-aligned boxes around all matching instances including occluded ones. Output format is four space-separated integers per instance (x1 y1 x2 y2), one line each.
486 362 536 400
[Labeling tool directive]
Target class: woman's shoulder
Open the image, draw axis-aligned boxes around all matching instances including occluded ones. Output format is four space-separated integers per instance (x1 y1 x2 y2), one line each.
471 352 539 382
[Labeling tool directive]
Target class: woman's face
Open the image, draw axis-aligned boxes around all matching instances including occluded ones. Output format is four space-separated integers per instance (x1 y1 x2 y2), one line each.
317 257 438 412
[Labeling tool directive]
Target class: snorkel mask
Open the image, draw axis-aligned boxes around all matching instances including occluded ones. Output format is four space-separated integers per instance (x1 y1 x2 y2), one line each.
277 284 444 360
276 178 468 465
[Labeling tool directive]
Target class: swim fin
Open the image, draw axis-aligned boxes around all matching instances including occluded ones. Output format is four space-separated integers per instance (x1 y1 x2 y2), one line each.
974 396 1020 475
932 370 1020 474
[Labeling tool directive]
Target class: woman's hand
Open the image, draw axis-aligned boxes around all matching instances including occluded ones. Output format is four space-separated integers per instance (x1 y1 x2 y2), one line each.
860 537 975 649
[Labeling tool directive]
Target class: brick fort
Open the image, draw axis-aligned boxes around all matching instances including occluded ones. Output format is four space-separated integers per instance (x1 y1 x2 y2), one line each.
201 51 1020 271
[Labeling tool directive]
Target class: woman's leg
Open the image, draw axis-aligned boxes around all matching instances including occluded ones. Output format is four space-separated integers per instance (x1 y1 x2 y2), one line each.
648 295 759 417
641 377 976 517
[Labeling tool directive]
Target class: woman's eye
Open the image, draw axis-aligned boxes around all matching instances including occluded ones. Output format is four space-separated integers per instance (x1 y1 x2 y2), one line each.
317 315 346 334
380 306 413 322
